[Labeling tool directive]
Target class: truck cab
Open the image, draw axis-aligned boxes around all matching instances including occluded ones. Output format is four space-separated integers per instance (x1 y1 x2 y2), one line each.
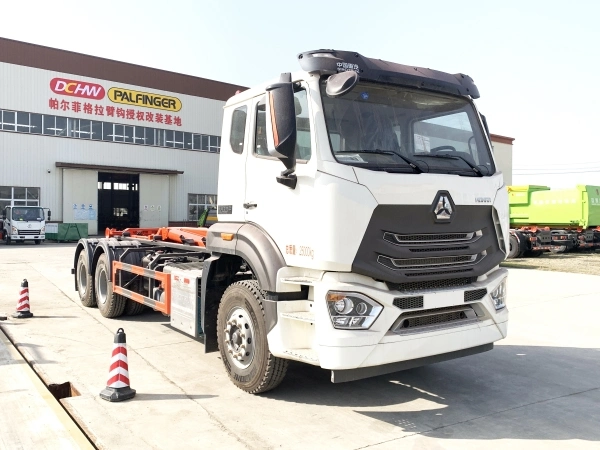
213 49 509 385
1 206 50 244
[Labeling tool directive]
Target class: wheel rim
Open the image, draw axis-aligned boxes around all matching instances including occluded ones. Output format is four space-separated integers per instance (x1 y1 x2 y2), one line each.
224 306 255 370
97 267 108 305
78 262 88 297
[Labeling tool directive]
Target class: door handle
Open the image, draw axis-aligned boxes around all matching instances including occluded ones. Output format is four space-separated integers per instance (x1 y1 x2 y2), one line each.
243 203 257 209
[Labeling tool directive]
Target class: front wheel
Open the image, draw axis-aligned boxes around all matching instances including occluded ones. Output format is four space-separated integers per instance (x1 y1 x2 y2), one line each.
3 231 10 245
217 280 288 394
94 253 126 317
34 239 41 245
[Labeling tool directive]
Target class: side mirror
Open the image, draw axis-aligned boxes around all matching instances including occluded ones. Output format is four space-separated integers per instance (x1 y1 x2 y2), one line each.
265 73 298 189
325 71 359 97
47 210 52 221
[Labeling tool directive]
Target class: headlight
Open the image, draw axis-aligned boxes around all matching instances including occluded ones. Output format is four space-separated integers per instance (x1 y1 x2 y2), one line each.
490 279 507 311
12 226 17 234
326 291 382 330
40 226 45 233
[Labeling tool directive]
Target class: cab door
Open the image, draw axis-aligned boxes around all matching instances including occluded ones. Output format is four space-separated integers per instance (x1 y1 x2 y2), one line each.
244 85 316 258
216 103 250 223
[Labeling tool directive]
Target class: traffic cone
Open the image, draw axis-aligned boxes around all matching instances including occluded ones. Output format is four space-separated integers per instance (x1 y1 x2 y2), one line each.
12 279 33 319
100 328 136 402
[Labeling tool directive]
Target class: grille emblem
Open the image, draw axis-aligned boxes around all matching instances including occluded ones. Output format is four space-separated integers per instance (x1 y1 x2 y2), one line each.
432 191 455 222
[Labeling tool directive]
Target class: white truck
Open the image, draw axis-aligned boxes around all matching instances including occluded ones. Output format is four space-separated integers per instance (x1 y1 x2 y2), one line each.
1 206 50 244
72 49 509 394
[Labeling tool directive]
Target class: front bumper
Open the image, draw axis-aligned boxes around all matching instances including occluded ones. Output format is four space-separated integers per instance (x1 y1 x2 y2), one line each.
269 268 508 373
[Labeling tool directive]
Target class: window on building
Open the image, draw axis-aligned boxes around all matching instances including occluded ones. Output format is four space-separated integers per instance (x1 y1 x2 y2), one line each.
0 186 40 210
31 114 42 134
17 112 30 133
230 106 247 154
2 110 16 131
0 108 222 153
188 194 217 221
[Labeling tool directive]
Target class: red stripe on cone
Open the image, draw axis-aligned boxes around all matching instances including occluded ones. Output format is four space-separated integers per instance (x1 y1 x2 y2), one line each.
111 346 127 357
107 374 131 387
109 359 129 372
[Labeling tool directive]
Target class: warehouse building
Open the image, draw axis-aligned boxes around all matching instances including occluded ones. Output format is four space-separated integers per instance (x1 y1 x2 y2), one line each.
0 37 245 235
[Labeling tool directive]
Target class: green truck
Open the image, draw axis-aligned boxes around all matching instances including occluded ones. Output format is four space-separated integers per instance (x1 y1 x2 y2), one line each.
507 185 600 258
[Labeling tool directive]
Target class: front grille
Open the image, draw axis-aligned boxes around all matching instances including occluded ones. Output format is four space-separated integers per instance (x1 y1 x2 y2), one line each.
384 232 474 244
387 276 477 292
391 305 478 334
409 246 469 253
378 254 477 270
405 268 474 277
464 288 487 302
393 296 424 310
17 230 42 235
403 311 464 328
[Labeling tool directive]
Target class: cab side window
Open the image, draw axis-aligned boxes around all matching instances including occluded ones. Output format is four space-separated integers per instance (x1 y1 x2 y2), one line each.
253 88 312 161
294 89 311 161
229 106 247 154
255 100 269 156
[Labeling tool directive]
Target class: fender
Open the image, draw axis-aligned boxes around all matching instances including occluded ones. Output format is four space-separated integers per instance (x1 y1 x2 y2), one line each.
91 238 144 282
202 222 290 353
205 222 290 292
73 238 99 292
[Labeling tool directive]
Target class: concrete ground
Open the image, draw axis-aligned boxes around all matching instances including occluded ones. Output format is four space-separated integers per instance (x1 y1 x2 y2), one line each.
0 243 598 449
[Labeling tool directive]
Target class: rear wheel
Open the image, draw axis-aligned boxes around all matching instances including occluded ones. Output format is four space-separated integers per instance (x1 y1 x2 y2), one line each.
77 252 96 307
217 280 288 394
95 253 126 318
124 299 146 315
508 234 521 259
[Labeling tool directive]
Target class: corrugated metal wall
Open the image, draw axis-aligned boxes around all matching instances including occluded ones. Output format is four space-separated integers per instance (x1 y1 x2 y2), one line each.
0 132 220 223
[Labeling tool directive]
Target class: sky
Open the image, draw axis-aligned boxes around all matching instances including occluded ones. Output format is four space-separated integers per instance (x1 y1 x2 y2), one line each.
2 0 600 188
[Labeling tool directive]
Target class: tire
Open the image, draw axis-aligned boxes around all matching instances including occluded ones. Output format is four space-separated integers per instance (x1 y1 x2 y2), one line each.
3 231 10 245
124 299 146 316
508 234 521 259
94 253 126 318
76 252 96 307
34 239 41 245
217 280 288 394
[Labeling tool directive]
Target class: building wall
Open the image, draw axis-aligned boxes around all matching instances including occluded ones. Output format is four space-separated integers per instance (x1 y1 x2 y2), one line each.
0 60 225 232
490 134 514 186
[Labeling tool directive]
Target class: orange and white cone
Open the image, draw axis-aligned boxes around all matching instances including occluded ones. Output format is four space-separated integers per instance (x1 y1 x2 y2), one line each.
100 328 136 402
12 279 33 319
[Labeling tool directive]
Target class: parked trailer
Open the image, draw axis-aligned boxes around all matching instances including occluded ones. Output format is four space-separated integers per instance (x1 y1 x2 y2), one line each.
73 49 510 393
507 185 600 258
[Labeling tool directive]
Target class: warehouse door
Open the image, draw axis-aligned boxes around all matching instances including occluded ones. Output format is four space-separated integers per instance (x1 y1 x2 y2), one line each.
98 173 140 231
139 174 169 228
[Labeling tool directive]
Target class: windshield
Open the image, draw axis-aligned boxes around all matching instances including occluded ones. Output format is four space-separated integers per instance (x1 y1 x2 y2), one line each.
320 81 494 176
11 207 44 221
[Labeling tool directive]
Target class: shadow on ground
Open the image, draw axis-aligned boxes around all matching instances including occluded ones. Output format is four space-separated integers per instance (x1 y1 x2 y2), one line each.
263 345 600 442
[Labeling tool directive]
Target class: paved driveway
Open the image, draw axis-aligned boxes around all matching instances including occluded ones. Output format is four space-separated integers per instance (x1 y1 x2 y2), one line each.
0 244 598 449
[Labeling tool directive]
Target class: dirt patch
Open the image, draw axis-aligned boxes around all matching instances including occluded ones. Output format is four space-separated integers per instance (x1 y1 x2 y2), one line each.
501 250 600 276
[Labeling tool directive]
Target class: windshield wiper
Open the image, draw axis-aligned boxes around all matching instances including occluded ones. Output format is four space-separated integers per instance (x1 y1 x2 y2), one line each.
416 153 484 177
336 149 423 173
